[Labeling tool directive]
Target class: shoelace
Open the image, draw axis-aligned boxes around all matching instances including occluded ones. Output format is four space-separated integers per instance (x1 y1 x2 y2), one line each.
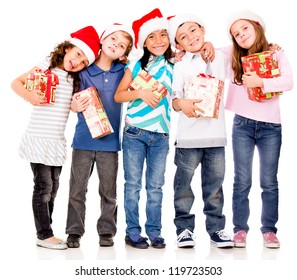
215 230 230 240
177 229 195 241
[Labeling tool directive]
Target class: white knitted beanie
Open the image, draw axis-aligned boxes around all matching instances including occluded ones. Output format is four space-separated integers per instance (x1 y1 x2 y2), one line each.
226 10 266 39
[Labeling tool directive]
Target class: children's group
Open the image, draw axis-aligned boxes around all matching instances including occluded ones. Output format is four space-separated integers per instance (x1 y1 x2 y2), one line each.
11 7 293 251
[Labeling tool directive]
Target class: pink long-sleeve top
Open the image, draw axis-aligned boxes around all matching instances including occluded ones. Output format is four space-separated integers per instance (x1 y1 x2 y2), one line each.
223 46 293 124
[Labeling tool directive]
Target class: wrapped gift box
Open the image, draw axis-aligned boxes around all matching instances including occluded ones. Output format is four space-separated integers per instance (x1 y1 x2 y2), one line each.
25 69 59 104
79 87 114 139
241 51 282 101
129 70 167 100
186 73 224 119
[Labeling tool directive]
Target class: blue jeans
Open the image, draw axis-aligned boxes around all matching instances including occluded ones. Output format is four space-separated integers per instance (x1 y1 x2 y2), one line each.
122 123 169 237
66 149 118 237
173 147 226 236
232 115 282 234
30 163 62 240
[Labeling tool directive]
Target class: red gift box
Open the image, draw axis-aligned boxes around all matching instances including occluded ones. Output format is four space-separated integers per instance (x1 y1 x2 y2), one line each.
79 87 114 139
25 69 59 104
129 70 167 100
186 73 224 119
241 51 282 101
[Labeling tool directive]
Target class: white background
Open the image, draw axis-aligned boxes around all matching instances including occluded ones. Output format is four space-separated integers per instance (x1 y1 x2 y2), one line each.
1 0 296 279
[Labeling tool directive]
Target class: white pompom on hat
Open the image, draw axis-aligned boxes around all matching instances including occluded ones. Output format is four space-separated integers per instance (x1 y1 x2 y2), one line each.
168 13 205 48
226 10 266 39
70 26 100 65
100 23 135 44
132 8 169 50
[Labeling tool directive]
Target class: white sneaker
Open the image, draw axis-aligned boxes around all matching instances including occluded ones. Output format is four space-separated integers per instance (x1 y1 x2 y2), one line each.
177 229 196 248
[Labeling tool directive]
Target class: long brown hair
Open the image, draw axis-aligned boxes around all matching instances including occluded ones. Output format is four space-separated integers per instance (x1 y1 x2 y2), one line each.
47 41 81 94
231 20 270 85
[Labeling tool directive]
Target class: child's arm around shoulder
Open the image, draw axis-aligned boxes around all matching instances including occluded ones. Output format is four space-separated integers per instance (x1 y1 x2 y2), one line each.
11 66 46 106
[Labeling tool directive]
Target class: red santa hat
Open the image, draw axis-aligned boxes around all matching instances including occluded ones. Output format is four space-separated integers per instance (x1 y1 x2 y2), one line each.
168 13 205 48
70 26 100 65
132 8 169 50
226 10 266 39
100 23 135 43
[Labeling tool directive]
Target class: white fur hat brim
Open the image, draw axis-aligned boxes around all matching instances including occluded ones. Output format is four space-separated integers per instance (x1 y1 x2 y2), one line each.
100 24 135 43
70 37 95 65
168 14 205 48
138 17 169 49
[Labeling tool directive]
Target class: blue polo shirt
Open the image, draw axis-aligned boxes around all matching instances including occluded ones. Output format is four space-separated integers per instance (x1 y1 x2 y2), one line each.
72 62 124 151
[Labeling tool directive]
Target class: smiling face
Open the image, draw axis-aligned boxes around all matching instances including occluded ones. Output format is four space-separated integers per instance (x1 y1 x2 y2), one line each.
63 46 89 72
143 29 170 56
175 22 205 53
230 19 257 50
100 31 132 60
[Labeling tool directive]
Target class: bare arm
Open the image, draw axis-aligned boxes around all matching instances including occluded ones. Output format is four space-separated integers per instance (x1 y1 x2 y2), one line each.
11 66 46 106
114 68 160 108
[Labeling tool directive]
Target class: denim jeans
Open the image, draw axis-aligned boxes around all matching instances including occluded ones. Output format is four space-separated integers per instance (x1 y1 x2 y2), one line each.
66 149 118 237
122 123 169 237
232 115 282 234
173 147 226 236
30 163 62 240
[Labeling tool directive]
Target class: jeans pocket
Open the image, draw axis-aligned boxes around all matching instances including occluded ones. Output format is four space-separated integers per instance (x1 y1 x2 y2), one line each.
233 115 244 126
268 123 281 128
162 133 169 140
124 124 141 138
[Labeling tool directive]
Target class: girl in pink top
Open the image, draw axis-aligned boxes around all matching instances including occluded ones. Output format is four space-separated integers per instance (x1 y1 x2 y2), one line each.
225 10 293 249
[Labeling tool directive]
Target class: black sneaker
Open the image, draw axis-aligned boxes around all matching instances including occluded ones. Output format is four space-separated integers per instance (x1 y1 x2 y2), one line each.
176 229 196 248
211 230 234 248
67 234 81 248
99 234 114 247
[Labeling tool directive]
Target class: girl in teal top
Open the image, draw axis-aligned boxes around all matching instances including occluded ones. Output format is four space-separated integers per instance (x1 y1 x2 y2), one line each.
114 8 174 249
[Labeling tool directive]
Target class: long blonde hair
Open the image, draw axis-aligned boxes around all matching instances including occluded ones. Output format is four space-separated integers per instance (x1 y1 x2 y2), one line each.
231 20 270 85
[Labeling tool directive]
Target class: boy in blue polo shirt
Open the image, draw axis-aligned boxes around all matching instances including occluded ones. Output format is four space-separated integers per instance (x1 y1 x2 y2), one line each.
65 24 135 248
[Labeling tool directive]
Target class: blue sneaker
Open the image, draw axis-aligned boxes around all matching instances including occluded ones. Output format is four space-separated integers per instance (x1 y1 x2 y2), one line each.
125 234 149 249
211 230 234 248
177 229 195 248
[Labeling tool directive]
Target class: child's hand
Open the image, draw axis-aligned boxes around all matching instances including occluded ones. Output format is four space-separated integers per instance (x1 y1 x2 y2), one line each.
27 90 46 106
178 99 204 118
138 88 160 108
200 42 215 62
242 71 263 88
174 50 186 63
269 43 282 52
71 92 91 112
